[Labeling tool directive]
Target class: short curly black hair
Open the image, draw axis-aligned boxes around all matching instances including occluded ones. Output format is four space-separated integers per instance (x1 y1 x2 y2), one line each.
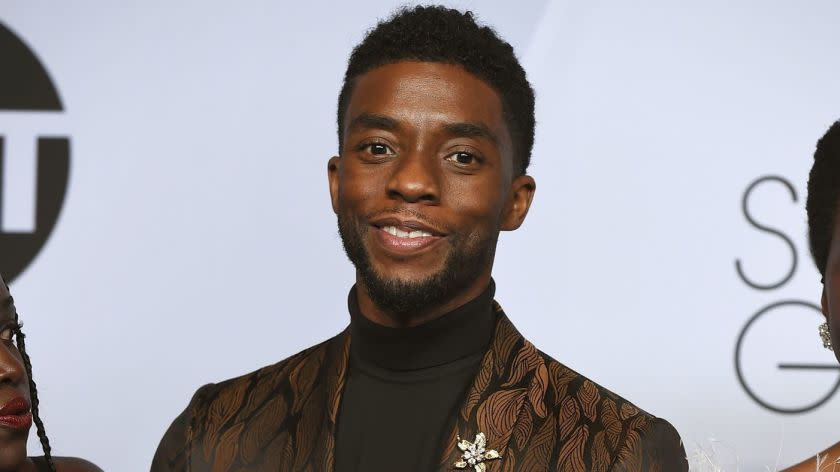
806 120 840 278
336 5 535 176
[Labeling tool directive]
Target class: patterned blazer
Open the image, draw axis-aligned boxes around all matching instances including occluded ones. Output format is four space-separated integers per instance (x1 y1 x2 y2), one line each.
152 304 687 471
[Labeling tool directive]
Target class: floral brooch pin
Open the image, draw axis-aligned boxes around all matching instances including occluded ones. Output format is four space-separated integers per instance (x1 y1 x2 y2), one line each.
454 432 501 471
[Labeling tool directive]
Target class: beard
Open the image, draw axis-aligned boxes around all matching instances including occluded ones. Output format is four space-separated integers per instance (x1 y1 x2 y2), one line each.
337 209 497 318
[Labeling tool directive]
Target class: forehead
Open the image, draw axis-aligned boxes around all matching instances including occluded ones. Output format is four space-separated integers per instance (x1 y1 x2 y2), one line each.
345 61 510 142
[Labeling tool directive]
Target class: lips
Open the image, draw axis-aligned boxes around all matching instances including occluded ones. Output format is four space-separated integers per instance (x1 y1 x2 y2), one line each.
369 217 446 255
370 217 445 237
0 396 32 431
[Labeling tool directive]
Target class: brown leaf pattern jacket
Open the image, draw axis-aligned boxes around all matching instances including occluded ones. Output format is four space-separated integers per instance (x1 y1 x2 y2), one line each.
152 304 688 471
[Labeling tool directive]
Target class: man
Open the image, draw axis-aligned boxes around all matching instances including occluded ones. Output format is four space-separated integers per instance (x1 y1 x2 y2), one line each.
152 6 687 471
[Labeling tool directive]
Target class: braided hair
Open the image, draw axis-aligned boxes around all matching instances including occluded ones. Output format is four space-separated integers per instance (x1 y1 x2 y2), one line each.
2 280 56 472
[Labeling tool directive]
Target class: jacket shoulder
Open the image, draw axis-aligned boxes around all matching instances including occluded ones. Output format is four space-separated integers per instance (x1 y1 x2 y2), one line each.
538 349 656 421
535 350 688 471
151 333 343 471
202 335 334 401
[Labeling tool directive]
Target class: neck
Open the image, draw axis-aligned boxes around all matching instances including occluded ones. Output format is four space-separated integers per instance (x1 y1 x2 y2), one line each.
354 272 492 328
348 280 496 370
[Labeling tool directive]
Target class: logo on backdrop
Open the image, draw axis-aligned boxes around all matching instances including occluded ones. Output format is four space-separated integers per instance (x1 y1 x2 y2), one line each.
0 22 70 283
734 175 840 414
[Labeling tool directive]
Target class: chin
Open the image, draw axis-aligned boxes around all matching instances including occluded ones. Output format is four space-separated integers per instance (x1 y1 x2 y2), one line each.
375 264 444 285
0 435 28 472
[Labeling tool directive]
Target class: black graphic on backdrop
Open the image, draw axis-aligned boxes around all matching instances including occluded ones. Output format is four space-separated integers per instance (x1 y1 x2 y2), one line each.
734 175 840 414
0 22 70 283
735 176 797 290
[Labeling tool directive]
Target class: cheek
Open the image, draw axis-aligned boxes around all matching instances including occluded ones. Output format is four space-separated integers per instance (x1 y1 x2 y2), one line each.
339 165 386 207
10 349 29 382
827 290 840 357
443 181 506 228
830 308 840 346
19 368 30 398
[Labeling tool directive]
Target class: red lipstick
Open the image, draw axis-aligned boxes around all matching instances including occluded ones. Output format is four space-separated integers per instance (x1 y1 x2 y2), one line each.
0 397 32 431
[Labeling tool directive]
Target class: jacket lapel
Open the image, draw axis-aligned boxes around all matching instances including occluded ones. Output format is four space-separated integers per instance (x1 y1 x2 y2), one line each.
439 302 548 471
304 328 350 472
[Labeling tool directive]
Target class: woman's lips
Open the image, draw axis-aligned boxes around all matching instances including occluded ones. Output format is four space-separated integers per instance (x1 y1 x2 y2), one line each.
0 397 32 431
0 397 29 416
0 412 31 431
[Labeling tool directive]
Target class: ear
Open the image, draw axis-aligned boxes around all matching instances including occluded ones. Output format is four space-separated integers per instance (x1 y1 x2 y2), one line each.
500 175 536 231
328 155 341 214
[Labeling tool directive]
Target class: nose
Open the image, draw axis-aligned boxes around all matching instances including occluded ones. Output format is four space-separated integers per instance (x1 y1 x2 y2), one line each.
0 343 25 385
386 148 440 204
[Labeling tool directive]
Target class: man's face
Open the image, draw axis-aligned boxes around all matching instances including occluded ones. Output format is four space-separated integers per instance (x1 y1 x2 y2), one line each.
328 61 533 316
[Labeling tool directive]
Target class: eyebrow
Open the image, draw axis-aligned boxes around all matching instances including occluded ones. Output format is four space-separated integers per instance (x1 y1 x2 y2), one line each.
444 121 498 145
348 113 498 145
347 113 400 134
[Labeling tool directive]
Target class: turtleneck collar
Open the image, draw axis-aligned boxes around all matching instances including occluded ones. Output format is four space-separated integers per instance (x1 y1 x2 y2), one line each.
347 280 496 371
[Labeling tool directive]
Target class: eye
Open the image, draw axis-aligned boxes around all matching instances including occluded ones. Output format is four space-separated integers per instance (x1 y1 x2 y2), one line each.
368 143 391 155
445 151 479 166
357 141 395 156
0 322 21 346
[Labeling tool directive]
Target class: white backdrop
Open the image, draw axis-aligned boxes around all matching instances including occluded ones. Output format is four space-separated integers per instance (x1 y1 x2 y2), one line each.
1 1 840 470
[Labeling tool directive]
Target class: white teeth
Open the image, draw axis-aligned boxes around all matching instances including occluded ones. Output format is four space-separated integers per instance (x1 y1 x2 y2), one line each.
383 226 433 238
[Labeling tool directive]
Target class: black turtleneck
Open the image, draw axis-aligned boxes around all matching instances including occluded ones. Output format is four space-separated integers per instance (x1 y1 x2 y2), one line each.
334 281 496 472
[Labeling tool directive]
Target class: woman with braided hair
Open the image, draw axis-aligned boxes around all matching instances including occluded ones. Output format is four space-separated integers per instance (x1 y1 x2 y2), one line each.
0 275 100 472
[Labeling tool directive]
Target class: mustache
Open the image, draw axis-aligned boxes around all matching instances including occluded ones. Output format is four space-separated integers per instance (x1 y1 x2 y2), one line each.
364 207 448 232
